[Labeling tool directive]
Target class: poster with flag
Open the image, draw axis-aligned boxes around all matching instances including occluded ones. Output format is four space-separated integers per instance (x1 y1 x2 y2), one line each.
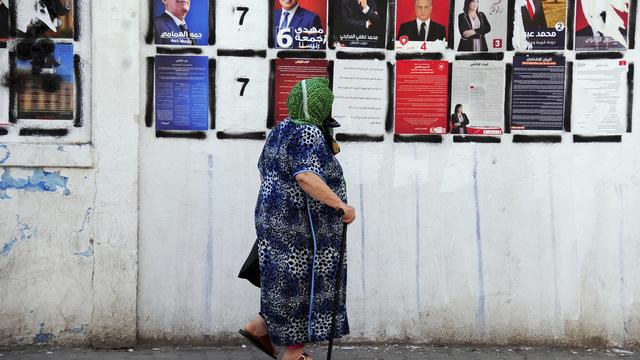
575 0 629 51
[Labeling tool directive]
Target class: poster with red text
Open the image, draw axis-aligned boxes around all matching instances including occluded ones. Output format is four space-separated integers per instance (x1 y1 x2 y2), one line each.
274 58 328 126
272 0 327 50
396 0 449 51
395 60 448 134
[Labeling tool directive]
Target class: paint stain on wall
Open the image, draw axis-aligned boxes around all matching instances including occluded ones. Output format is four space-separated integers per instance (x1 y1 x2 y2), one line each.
0 144 9 164
33 323 54 344
0 168 71 199
1 216 36 256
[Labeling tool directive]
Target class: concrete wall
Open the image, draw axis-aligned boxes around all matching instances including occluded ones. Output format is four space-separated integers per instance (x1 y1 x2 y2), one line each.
3 0 640 350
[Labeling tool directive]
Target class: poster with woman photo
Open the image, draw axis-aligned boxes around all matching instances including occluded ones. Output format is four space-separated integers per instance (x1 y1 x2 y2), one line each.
513 0 567 50
333 0 388 48
453 0 507 52
395 0 449 52
272 0 327 50
450 61 504 135
154 0 208 46
575 0 628 51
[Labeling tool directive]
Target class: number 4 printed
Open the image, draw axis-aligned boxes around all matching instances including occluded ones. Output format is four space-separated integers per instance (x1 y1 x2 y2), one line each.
421 41 427 51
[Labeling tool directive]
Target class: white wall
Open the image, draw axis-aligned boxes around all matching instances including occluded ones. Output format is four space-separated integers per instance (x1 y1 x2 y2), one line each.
2 0 640 350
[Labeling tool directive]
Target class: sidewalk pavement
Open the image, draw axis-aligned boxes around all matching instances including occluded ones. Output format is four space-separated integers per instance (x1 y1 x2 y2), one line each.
0 345 637 359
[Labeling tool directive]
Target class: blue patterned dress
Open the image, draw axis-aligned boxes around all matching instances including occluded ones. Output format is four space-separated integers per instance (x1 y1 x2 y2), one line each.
255 119 350 346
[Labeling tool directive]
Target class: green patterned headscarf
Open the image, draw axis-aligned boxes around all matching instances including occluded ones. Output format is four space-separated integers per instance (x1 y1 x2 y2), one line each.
287 78 334 127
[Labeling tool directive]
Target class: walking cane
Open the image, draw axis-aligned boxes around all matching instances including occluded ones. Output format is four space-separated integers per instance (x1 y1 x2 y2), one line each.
327 209 348 360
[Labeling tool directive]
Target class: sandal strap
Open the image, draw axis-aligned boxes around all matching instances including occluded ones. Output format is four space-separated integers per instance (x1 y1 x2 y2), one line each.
297 353 311 360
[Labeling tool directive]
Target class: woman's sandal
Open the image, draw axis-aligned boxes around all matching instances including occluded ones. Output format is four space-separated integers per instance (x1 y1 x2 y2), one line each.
296 353 312 360
238 328 277 359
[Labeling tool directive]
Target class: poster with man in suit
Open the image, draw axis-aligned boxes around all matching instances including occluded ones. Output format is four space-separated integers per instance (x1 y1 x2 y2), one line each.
332 0 388 48
513 0 566 50
154 0 208 46
575 0 628 51
272 0 327 49
396 0 448 51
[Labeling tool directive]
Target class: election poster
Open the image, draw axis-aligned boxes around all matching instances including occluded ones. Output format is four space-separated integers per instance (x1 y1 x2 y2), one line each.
0 50 7 124
332 59 387 133
0 0 7 45
155 55 209 131
511 54 565 131
333 0 387 48
154 0 208 46
273 58 328 126
272 0 327 50
395 60 449 134
395 0 449 52
575 0 629 51
451 61 504 135
513 0 567 50
453 0 508 52
17 0 73 38
572 60 628 134
17 43 74 120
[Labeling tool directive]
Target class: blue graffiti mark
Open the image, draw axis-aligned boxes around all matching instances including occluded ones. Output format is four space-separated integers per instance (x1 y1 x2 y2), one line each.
0 168 71 199
205 154 214 325
74 248 93 257
79 208 92 232
1 237 17 256
472 145 486 334
70 324 89 335
359 183 366 295
0 144 9 164
33 323 54 344
57 145 64 152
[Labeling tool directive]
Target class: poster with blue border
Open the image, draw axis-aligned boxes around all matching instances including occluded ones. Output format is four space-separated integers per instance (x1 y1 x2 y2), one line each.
155 55 209 131
154 0 208 46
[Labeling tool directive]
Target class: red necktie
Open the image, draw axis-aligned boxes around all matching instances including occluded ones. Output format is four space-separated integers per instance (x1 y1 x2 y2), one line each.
526 0 535 20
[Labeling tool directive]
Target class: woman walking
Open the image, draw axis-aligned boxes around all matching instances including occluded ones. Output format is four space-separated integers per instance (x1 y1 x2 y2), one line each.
241 78 356 360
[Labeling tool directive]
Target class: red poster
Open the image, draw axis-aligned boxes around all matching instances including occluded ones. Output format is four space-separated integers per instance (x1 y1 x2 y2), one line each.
274 58 328 126
395 60 449 134
273 0 327 49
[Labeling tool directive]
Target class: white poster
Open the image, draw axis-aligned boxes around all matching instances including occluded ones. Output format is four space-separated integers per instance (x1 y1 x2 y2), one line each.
572 60 628 134
216 0 269 49
451 61 504 135
453 0 507 52
331 59 387 133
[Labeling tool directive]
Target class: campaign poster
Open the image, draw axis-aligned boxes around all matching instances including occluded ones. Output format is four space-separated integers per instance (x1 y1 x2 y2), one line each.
513 0 567 50
272 0 327 50
332 59 387 133
333 0 387 48
395 60 448 134
395 0 449 51
17 43 74 120
154 0 208 46
453 0 507 52
572 60 628 134
17 0 73 38
155 55 209 131
451 61 504 135
575 0 629 51
274 59 328 125
0 1 7 44
0 50 7 124
511 54 565 131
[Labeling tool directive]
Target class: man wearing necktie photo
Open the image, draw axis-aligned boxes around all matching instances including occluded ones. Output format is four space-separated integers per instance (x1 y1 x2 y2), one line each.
273 0 325 49
520 0 548 31
154 0 199 46
397 0 446 42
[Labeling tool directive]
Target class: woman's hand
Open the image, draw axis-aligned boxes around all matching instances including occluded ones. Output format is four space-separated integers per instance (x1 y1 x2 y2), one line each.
463 29 476 38
337 203 356 224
